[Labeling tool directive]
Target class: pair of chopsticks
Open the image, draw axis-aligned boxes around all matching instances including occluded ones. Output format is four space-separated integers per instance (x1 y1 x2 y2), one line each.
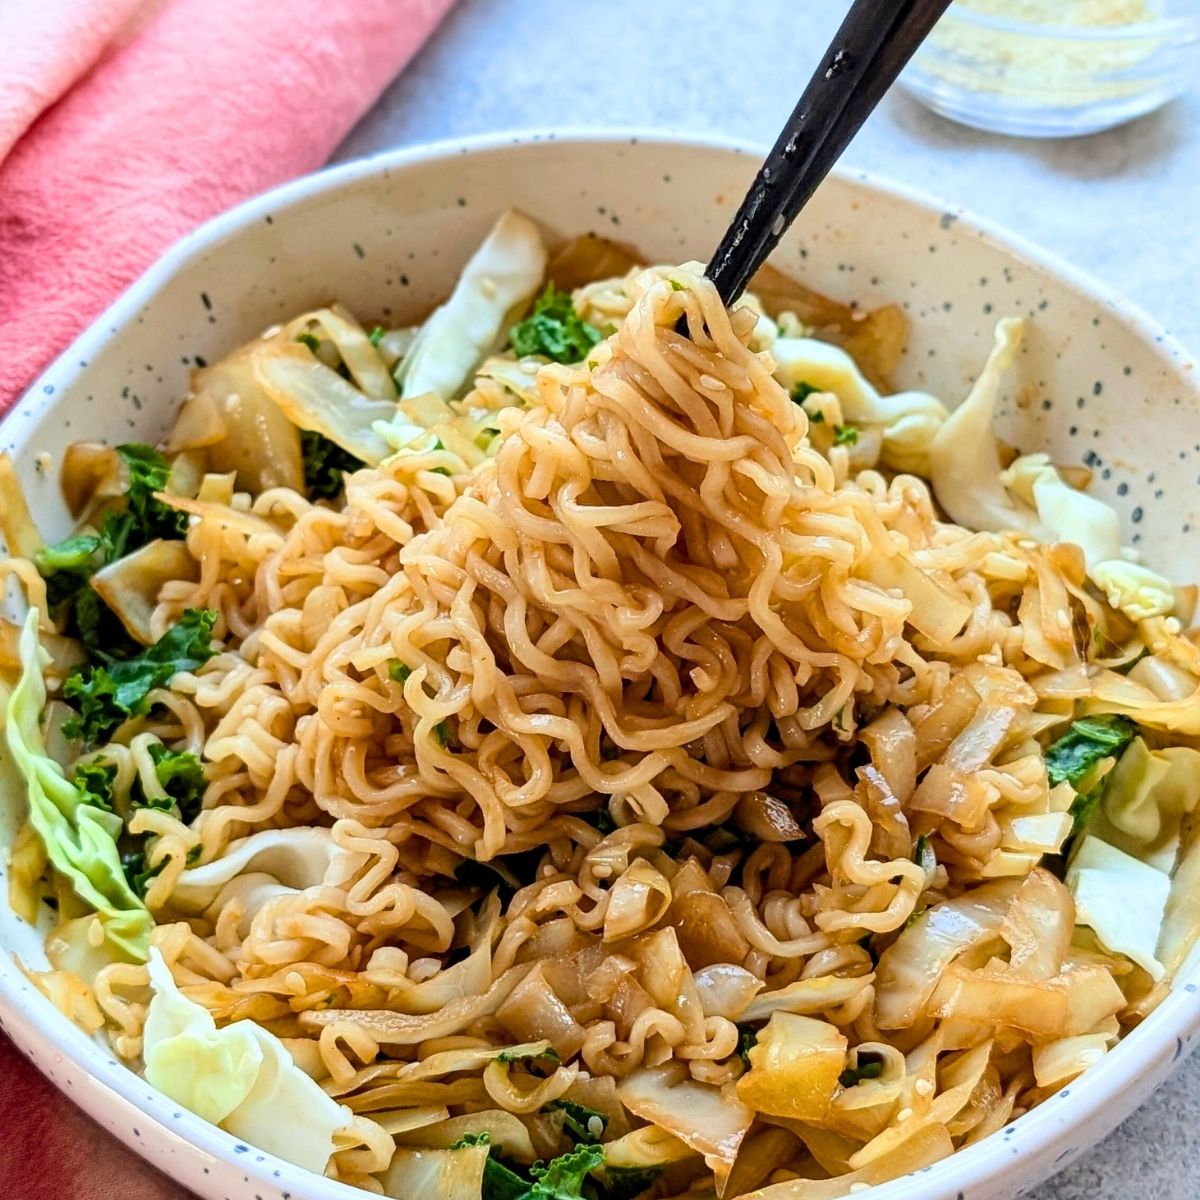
706 0 954 307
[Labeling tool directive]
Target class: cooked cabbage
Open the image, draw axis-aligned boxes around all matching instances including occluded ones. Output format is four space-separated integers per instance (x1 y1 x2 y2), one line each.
143 949 350 1173
396 209 547 402
381 1143 489 1200
1066 835 1170 980
1002 453 1120 570
1091 560 1176 622
735 1011 847 1122
171 826 365 910
929 318 1042 537
4 609 150 960
770 336 948 475
1093 737 1200 871
618 1065 751 1187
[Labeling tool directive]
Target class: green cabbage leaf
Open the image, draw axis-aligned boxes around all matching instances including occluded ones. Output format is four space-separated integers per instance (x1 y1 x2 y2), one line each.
4 608 150 960
143 949 349 1174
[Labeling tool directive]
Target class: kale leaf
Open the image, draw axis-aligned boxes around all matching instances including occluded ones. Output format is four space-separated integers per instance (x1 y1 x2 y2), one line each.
300 429 365 501
112 443 188 547
593 1166 663 1200
71 758 118 812
1046 715 1137 834
73 745 205 824
495 1044 560 1066
736 1022 758 1068
147 744 206 822
35 445 186 653
460 1135 603 1200
1046 715 1136 788
63 609 218 744
838 1054 885 1088
449 1133 493 1149
120 846 162 899
913 833 936 874
509 285 602 365
547 1098 608 1144
527 1145 605 1200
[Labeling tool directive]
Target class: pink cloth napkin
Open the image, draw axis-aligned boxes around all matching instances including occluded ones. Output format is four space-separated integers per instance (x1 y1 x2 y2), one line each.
0 0 455 412
0 0 152 162
0 0 451 1192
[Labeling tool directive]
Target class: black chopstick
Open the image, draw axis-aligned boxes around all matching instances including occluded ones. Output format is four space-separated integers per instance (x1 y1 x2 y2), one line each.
705 0 954 308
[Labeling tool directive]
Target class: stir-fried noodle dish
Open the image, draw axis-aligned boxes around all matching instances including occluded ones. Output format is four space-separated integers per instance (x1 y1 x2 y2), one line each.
3 211 1200 1199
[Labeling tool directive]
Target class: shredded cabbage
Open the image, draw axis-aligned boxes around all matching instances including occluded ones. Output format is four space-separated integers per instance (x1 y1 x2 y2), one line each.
770 336 948 475
930 320 1174 622
1091 560 1176 622
929 318 1042 537
395 209 547 404
736 1011 847 1121
144 949 349 1173
171 826 366 910
1092 737 1200 871
1006 456 1173 618
1002 453 1120 570
4 608 150 960
381 1143 490 1200
1066 835 1170 980
618 1066 751 1187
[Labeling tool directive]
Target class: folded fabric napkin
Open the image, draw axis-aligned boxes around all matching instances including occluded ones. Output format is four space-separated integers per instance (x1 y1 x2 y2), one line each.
0 0 455 413
0 0 451 1192
0 0 150 163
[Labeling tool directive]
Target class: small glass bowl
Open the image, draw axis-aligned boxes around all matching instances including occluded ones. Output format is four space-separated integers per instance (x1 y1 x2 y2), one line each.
899 1 1200 138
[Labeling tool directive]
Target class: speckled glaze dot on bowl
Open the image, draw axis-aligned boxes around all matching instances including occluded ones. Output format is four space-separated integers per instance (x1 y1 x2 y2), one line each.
1 131 1198 1200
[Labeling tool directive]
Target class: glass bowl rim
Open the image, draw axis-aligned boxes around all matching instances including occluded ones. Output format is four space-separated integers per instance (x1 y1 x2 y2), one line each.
935 5 1200 43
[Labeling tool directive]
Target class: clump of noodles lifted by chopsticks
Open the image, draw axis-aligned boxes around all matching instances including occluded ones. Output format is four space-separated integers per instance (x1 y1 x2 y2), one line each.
2 208 1200 1198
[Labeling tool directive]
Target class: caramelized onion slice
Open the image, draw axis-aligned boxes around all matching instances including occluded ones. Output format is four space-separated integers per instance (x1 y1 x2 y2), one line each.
495 965 586 1059
90 539 196 645
735 792 805 843
191 347 305 493
603 859 672 941
60 441 123 519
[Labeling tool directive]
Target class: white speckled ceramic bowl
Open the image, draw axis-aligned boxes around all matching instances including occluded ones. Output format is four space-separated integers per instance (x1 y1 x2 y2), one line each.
1 132 1198 1200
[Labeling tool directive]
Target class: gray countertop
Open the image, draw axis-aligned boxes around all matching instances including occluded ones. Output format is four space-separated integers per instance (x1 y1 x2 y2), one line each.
335 2 1200 1198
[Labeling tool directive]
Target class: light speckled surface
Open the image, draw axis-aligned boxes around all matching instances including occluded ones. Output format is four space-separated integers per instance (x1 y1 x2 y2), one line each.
333 4 1200 1200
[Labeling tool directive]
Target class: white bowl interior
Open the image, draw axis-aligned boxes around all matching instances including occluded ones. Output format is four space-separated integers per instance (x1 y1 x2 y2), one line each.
1 133 1198 1200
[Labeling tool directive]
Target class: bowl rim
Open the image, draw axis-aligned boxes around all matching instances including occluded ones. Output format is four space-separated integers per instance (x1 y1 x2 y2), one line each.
2 126 1198 1200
